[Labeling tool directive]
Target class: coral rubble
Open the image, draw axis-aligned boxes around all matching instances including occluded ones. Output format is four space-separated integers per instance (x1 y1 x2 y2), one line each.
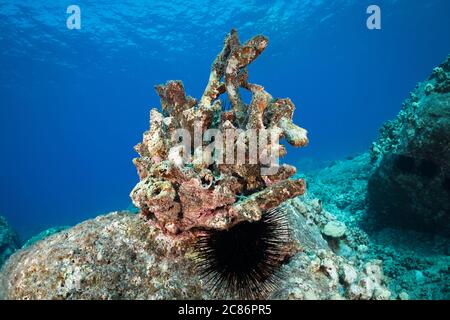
369 55 450 236
274 199 390 300
298 154 450 300
130 29 308 236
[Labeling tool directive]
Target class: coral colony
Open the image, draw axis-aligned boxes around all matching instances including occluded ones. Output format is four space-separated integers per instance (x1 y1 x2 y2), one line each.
130 29 308 235
130 29 308 297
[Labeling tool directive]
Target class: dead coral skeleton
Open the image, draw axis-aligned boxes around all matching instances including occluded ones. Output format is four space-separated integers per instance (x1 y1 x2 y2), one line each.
130 29 309 235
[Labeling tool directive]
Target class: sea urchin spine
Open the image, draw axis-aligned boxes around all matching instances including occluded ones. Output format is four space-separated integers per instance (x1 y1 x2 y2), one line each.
194 207 293 299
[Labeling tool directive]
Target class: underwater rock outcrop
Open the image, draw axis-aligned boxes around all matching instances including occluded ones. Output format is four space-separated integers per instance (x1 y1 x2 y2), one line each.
369 55 450 236
130 29 308 236
0 208 390 300
0 216 20 268
0 212 210 299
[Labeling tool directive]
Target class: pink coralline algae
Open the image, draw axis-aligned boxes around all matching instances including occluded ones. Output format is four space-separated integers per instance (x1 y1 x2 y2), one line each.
130 29 309 236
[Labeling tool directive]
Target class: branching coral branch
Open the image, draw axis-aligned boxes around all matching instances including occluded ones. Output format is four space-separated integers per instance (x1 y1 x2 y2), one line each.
199 29 239 110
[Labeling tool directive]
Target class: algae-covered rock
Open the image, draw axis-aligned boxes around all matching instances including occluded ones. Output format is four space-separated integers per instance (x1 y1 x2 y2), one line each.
0 216 20 268
369 55 450 236
0 212 210 300
0 207 390 300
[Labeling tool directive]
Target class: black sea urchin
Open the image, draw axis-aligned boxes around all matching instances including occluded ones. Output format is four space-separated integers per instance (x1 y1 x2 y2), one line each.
194 207 292 299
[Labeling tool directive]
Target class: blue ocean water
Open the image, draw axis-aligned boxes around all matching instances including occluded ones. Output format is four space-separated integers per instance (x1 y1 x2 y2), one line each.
0 0 449 239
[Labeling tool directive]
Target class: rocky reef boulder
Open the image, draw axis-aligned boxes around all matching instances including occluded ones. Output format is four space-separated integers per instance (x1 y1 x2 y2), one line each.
0 211 211 300
0 216 20 268
0 208 390 300
369 55 450 236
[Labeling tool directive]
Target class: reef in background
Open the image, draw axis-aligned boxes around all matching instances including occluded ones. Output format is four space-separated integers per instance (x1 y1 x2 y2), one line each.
369 55 450 236
297 55 450 299
0 216 20 268
300 154 449 300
